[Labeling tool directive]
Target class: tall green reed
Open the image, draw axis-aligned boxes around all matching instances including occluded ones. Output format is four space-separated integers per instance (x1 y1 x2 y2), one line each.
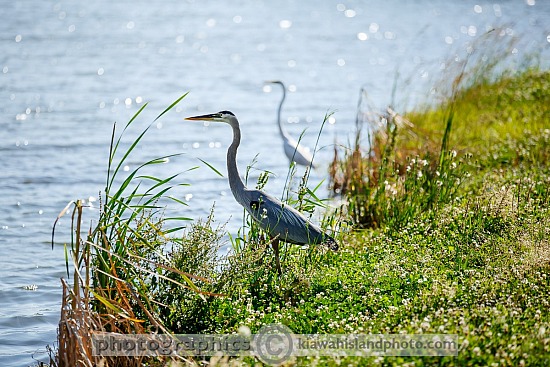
52 93 213 333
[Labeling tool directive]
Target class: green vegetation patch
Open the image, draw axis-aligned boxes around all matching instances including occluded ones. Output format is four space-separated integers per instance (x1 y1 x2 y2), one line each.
52 68 549 366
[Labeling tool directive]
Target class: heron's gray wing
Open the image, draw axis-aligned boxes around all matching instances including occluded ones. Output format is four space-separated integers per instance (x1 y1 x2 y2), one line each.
246 190 324 245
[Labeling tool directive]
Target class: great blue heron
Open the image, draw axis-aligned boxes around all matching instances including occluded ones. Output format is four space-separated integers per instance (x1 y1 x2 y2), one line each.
185 111 338 274
266 81 317 169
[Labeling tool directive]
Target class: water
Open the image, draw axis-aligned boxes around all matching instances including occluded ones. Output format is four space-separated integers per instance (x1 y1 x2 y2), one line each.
1 1 548 365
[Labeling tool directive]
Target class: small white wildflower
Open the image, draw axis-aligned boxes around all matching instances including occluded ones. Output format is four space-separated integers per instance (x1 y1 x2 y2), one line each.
421 159 428 166
450 150 457 158
451 162 457 169
406 165 411 172
436 180 443 187
238 325 251 337
417 171 423 178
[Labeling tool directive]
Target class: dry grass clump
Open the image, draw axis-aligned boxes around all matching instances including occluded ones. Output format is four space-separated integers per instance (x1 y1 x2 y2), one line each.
329 31 548 230
49 96 202 367
328 92 465 230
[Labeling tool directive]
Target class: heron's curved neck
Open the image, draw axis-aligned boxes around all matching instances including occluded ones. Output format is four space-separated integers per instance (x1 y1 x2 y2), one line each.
276 86 290 139
227 123 247 203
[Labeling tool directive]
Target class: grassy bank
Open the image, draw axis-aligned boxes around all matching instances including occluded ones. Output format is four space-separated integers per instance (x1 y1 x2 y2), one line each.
51 68 549 366
199 69 550 366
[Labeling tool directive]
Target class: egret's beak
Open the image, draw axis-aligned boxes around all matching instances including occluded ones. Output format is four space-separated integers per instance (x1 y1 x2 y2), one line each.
185 113 219 121
264 80 282 84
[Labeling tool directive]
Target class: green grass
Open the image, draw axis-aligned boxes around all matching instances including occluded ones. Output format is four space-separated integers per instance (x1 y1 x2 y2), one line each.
52 65 550 366
176 69 550 366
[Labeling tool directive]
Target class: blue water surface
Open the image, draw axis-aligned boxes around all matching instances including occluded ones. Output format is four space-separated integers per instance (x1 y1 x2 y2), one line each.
0 1 548 365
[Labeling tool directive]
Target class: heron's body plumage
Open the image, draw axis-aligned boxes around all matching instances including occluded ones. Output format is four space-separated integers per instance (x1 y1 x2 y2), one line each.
240 187 337 249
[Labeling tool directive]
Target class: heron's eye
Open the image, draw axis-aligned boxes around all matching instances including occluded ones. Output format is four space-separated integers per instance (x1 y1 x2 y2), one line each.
250 201 259 210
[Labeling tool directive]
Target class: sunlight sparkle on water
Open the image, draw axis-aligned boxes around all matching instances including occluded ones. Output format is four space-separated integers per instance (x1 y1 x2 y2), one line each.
287 116 300 123
369 23 379 33
279 20 292 29
357 32 368 41
344 9 356 18
474 5 482 14
231 53 241 63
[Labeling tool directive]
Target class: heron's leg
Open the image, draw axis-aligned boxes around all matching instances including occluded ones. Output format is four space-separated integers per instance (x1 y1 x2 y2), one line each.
272 237 282 275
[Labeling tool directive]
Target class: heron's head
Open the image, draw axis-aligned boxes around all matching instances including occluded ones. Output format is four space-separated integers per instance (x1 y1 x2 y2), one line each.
265 80 284 88
185 111 238 126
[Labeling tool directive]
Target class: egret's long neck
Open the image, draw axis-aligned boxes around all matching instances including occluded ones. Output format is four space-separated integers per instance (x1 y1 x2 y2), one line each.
276 85 290 139
227 122 247 206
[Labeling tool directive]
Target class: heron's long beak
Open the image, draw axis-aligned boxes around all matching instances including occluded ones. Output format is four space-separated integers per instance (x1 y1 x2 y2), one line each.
185 113 219 121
